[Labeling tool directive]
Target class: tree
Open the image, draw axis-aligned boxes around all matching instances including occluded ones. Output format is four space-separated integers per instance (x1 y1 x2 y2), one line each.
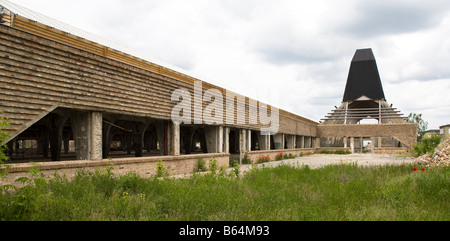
0 113 11 180
408 113 428 142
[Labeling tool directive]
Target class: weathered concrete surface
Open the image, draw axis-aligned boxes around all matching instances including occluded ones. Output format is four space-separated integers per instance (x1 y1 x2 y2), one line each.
71 111 102 160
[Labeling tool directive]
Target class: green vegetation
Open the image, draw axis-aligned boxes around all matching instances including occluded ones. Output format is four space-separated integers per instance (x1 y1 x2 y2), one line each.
256 155 271 164
156 161 168 178
408 113 428 142
0 114 10 180
208 157 218 175
275 153 284 161
0 116 447 221
319 149 352 155
242 153 252 165
1 163 448 221
194 158 208 173
229 156 239 167
413 135 441 157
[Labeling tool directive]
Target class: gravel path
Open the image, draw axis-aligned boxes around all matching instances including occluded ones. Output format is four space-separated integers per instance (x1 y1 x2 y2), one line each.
171 154 416 179
239 154 416 172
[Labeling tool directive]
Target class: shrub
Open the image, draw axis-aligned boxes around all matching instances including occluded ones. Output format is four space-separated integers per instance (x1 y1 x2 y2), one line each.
156 161 168 178
229 156 239 167
413 135 441 157
209 157 218 175
319 150 351 155
231 160 240 177
0 113 11 164
257 155 271 164
275 153 284 161
242 153 252 165
195 158 208 173
284 153 296 159
334 150 351 155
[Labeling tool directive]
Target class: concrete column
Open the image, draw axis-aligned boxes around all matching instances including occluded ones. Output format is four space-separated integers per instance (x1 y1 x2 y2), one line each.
257 133 270 151
371 137 375 153
224 127 230 154
90 112 103 160
171 123 180 156
218 126 224 153
286 135 295 149
239 129 247 152
360 137 363 153
247 130 252 152
239 129 247 164
314 137 320 149
350 137 355 154
303 136 310 149
205 126 223 153
72 111 102 161
273 133 284 150
344 137 348 148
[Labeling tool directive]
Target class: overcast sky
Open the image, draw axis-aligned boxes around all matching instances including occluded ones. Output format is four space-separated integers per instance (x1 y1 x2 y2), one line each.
7 0 450 129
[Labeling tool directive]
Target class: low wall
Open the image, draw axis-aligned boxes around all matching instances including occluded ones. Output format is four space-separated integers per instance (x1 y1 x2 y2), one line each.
374 147 410 155
0 153 230 186
315 147 351 152
317 123 418 149
246 149 315 163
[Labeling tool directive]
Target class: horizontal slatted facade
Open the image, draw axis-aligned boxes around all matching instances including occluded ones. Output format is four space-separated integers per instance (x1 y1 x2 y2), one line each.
0 21 317 140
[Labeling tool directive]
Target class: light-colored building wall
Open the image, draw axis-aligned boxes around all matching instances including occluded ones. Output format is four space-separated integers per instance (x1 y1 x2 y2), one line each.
440 125 450 140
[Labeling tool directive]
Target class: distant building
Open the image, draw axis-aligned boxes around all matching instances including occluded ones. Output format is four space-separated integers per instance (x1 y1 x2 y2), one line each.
440 124 450 140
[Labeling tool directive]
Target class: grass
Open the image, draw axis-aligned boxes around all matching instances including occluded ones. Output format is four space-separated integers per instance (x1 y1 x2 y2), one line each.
0 163 448 221
318 149 352 155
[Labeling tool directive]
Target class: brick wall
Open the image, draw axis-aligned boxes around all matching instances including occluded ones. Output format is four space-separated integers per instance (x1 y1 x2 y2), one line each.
0 153 230 186
317 123 418 148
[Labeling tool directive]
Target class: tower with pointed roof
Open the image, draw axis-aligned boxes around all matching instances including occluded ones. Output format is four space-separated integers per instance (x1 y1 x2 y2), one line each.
322 48 407 125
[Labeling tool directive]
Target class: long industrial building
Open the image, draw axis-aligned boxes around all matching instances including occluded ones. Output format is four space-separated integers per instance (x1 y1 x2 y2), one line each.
0 1 416 179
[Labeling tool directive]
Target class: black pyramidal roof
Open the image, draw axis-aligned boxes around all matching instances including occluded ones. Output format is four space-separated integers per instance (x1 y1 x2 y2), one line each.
343 48 386 102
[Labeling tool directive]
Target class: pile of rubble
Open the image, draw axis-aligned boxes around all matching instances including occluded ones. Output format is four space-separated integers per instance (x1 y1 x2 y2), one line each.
415 138 450 167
